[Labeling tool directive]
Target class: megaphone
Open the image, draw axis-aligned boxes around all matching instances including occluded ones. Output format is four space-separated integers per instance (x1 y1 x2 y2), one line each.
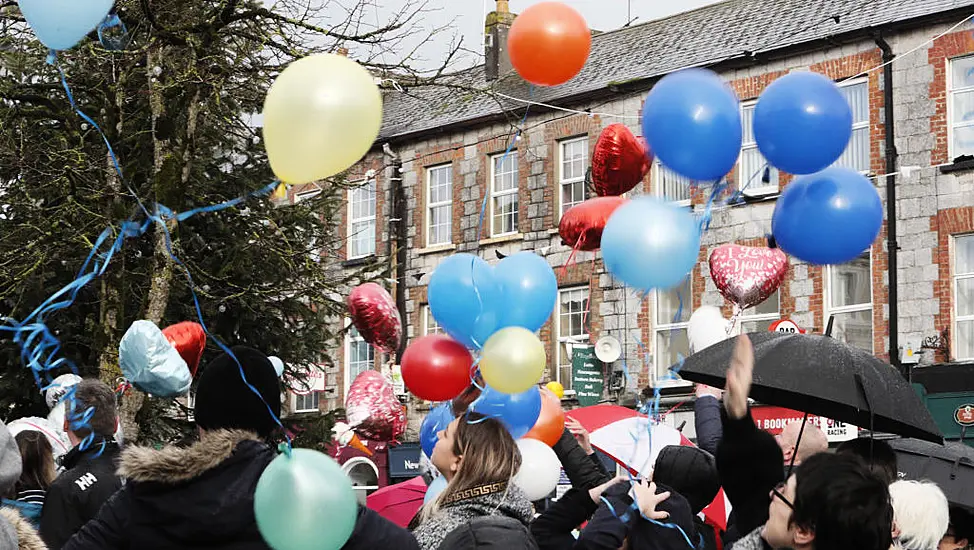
594 335 622 363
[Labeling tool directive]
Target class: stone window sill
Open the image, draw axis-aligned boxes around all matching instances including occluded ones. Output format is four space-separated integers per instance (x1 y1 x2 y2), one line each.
417 244 457 256
479 233 524 246
342 254 377 268
940 159 974 174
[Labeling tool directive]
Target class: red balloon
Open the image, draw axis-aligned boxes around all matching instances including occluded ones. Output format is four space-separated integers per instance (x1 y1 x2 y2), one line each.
507 2 591 86
709 244 788 310
401 335 472 401
591 124 652 196
345 370 406 442
559 196 628 251
161 322 206 377
524 388 565 447
347 283 402 353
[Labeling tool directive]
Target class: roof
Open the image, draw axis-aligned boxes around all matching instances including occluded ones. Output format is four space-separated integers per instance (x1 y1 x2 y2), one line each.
379 0 974 141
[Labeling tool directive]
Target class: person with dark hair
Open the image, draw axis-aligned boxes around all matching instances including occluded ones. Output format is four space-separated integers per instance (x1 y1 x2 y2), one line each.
653 445 721 550
40 379 121 549
835 437 898 485
4 431 56 528
940 506 973 550
0 420 48 549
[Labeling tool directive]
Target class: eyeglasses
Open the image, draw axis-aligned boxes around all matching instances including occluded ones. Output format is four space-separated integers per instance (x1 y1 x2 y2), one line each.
771 481 794 510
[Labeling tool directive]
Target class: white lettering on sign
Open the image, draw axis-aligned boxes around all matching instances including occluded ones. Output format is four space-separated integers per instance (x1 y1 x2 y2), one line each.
403 459 420 470
75 473 97 491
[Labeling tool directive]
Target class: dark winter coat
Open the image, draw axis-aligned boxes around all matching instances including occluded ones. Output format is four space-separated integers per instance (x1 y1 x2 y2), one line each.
693 396 723 456
552 429 612 491
412 483 534 550
40 441 122 549
440 516 539 550
343 505 420 550
62 430 274 550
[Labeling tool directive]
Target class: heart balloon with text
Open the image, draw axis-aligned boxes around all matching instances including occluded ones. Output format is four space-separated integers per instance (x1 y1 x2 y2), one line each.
708 244 788 311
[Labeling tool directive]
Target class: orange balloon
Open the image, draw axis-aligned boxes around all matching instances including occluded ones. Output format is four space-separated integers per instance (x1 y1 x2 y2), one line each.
524 387 566 447
507 2 591 87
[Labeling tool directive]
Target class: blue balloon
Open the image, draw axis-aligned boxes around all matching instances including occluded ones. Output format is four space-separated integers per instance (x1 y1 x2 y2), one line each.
494 252 557 332
420 403 455 458
754 71 853 175
17 0 114 51
469 385 542 439
424 475 448 504
771 167 882 265
642 68 742 181
428 254 502 349
601 197 701 291
118 320 192 398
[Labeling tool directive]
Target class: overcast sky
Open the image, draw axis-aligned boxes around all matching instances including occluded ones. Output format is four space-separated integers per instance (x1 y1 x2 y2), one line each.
337 0 725 71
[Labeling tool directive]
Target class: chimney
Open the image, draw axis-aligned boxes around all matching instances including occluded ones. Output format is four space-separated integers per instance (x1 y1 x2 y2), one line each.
485 0 515 81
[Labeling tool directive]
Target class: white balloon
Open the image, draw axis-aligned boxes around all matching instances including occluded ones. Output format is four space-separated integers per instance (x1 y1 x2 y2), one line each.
268 356 285 378
687 306 739 355
513 439 561 501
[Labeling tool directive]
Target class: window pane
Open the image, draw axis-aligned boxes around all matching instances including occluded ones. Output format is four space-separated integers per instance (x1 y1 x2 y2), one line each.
830 255 871 308
493 152 518 192
428 166 452 204
740 319 773 333
741 104 755 144
834 126 870 173
559 288 590 339
656 161 692 202
657 278 691 324
350 220 375 258
656 328 689 377
557 342 575 390
743 290 779 317
348 327 375 383
830 310 873 353
740 147 778 192
428 204 451 246
561 139 587 182
956 235 974 274
953 56 974 89
492 194 518 235
953 125 974 158
425 307 443 335
953 91 974 124
957 278 974 317
956 319 974 360
839 82 868 124
561 181 585 216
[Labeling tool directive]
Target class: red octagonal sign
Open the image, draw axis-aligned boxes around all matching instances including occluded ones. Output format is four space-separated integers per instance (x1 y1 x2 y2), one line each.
956 404 974 427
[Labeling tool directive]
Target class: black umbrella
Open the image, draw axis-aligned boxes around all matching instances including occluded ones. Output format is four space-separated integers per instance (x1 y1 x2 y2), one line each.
678 332 943 443
890 438 974 509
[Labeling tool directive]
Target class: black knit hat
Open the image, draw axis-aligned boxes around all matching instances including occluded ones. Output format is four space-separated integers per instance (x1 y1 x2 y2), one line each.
194 346 282 437
654 445 720 514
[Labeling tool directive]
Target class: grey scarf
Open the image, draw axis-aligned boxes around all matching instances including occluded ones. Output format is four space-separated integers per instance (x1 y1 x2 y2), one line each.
413 483 533 550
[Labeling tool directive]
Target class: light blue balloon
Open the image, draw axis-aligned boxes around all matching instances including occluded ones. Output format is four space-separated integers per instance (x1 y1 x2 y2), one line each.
494 252 557 332
16 0 114 51
642 68 742 181
601 197 701 291
469 385 542 440
754 71 853 175
118 320 192 398
255 449 357 550
428 254 501 349
424 475 448 504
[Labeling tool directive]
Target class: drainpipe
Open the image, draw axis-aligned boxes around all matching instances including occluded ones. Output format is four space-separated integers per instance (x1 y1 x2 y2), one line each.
876 36 902 378
383 143 408 363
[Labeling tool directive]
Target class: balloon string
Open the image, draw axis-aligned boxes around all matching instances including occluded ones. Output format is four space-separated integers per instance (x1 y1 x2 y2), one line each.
561 232 584 278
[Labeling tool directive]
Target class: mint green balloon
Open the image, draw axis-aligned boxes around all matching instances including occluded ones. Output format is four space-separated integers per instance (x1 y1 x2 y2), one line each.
255 448 358 550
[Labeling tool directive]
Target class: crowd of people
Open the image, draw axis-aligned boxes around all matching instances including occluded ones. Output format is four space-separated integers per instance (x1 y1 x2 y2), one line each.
0 335 968 550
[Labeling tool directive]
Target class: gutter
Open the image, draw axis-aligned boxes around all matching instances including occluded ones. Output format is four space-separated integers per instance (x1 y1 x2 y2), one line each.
875 35 902 378
382 143 408 363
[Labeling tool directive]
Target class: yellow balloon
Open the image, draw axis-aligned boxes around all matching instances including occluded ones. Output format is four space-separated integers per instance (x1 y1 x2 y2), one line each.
481 327 547 394
545 381 565 399
262 54 382 184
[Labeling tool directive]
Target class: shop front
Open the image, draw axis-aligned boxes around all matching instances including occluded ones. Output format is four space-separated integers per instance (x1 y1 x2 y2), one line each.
911 363 974 447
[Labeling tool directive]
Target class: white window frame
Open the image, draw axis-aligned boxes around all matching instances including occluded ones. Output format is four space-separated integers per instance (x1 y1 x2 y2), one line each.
559 137 588 219
426 164 453 247
739 100 779 196
949 55 974 160
292 392 320 413
489 151 519 237
835 78 870 174
422 304 444 336
555 287 590 393
344 323 375 397
652 159 691 206
825 253 874 353
953 234 974 360
347 180 376 259
653 282 693 388
739 291 781 334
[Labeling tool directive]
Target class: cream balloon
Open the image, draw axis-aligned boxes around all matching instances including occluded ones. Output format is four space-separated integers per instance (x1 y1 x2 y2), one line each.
480 327 547 394
513 438 561 501
262 54 383 184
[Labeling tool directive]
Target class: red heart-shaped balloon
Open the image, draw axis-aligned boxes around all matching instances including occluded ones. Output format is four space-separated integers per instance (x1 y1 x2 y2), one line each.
559 196 628 251
591 124 652 197
161 322 206 377
709 244 788 310
347 283 402 354
345 370 406 442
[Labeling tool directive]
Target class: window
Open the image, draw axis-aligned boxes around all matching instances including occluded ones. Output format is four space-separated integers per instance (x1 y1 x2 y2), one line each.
953 235 974 359
490 152 518 236
950 56 974 159
426 165 452 246
423 305 444 336
834 80 870 173
826 254 873 353
293 392 320 413
559 138 588 217
348 180 376 259
556 287 590 390
343 457 379 505
654 278 692 384
345 326 375 395
653 160 692 205
739 290 780 333
740 101 779 195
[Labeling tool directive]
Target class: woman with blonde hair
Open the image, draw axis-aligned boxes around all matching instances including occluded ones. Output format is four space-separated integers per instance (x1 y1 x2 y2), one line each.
412 412 535 549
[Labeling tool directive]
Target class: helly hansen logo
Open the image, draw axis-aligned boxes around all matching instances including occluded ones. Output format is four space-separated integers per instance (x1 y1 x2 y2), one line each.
74 473 97 491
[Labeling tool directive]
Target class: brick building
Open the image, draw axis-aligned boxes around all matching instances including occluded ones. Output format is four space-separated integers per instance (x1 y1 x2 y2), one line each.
284 0 974 446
